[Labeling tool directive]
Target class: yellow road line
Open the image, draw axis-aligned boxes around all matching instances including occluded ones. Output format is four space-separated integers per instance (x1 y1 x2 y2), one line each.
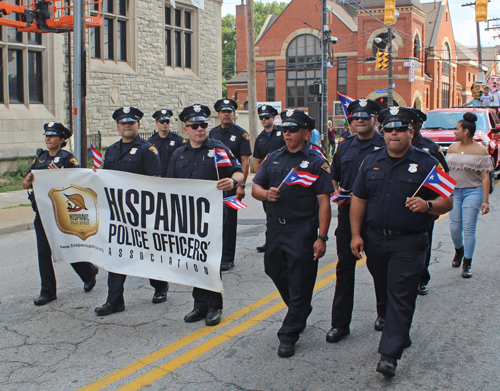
80 260 340 391
117 259 366 391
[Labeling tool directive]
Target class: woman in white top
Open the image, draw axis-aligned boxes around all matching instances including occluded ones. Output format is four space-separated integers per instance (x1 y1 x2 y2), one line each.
446 112 493 278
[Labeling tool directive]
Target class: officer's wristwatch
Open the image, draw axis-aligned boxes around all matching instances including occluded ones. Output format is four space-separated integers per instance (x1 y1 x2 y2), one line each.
239 184 246 189
318 234 329 242
426 201 433 212
232 178 239 189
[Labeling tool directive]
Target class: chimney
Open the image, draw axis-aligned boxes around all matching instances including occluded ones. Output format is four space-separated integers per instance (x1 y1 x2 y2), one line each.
236 1 247 73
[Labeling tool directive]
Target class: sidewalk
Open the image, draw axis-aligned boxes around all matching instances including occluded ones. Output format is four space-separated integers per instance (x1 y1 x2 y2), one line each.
0 190 35 235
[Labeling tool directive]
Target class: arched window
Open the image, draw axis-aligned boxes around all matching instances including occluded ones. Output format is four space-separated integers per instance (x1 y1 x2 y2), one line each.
286 34 321 108
372 31 395 57
442 42 451 76
414 34 421 59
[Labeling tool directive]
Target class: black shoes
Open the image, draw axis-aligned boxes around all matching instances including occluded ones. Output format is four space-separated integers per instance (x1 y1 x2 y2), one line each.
417 284 428 296
404 337 412 348
374 317 385 331
34 295 57 306
152 289 167 303
462 258 472 278
376 354 398 377
184 309 207 323
256 243 266 253
84 268 98 292
452 247 464 267
326 327 350 343
206 307 222 326
277 340 295 357
220 261 234 271
95 302 125 316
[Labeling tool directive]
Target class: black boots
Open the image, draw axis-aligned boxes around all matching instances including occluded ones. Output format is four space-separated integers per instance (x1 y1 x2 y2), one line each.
462 258 472 278
452 247 464 267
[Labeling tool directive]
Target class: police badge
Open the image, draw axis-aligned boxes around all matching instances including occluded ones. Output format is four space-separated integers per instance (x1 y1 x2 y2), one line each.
53 157 60 163
300 160 310 168
389 106 400 115
408 163 418 173
230 135 236 142
48 121 55 127
359 98 368 107
130 148 138 155
224 100 230 104
161 109 167 114
208 149 214 158
170 141 175 146
286 109 294 117
193 105 201 112
276 131 281 136
261 105 267 110
123 106 130 114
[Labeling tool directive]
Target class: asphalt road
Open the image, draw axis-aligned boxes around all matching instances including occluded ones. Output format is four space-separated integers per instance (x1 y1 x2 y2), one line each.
1 183 500 391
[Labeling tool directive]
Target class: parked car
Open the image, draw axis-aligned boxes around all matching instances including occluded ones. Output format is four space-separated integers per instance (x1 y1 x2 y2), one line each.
420 108 500 192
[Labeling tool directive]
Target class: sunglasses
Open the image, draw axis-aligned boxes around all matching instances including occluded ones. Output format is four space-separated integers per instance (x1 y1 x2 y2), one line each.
352 116 372 121
259 115 270 120
383 127 409 133
282 126 301 134
158 119 170 124
187 122 209 130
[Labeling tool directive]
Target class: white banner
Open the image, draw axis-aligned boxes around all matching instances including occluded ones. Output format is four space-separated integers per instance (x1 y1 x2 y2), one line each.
32 169 223 292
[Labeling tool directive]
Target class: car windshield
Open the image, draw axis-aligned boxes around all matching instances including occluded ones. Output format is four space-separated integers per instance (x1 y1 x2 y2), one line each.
422 111 488 130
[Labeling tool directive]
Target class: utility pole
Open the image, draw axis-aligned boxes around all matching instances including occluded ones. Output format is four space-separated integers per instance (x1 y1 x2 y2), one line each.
321 0 329 151
462 1 488 82
387 25 393 107
246 0 258 170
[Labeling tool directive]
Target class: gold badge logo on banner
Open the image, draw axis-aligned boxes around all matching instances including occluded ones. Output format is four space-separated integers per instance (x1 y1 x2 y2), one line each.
48 185 99 240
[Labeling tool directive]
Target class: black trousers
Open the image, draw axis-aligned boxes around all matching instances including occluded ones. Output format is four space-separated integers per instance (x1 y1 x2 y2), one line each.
34 213 96 297
106 272 168 305
365 228 428 359
192 286 223 311
264 216 318 343
222 188 238 263
419 222 435 285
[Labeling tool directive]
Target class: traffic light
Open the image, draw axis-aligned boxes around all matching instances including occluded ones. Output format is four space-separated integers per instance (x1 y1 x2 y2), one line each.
475 0 488 22
375 52 389 70
384 0 396 25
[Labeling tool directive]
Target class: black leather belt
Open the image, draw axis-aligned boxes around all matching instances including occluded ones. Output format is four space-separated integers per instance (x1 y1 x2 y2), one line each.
268 215 313 225
370 227 425 236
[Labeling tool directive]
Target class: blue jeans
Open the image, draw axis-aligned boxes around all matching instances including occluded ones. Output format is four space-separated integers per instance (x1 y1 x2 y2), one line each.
449 187 483 259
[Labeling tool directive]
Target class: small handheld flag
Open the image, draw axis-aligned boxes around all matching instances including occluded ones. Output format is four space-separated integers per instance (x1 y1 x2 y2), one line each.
214 148 232 167
91 144 103 169
224 196 248 210
283 168 319 187
421 166 457 199
311 144 328 161
331 193 351 207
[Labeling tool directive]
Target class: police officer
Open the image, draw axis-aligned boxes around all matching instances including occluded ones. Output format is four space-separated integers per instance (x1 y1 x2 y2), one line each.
209 99 252 271
22 122 98 306
253 105 285 253
326 98 385 344
95 107 169 316
167 104 243 326
350 107 453 377
252 109 333 358
148 109 185 177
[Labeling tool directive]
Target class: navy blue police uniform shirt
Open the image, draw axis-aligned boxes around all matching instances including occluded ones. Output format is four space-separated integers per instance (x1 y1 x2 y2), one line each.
352 146 440 232
147 131 185 176
167 138 243 180
413 135 450 172
330 132 386 191
28 149 80 174
253 143 334 220
253 125 285 160
209 123 252 163
103 135 162 176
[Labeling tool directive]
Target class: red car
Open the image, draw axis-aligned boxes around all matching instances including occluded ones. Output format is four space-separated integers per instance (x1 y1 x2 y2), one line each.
420 108 500 192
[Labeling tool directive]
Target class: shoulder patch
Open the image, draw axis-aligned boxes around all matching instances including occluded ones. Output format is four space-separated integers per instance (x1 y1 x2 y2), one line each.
149 146 159 155
183 139 188 143
242 132 250 141
321 162 331 173
70 157 79 166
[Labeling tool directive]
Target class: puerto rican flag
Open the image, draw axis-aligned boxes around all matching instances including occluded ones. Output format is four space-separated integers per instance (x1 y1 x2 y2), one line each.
224 196 248 210
421 166 457 199
331 193 351 207
283 168 319 187
311 144 328 161
214 148 232 167
91 144 103 169
338 93 355 119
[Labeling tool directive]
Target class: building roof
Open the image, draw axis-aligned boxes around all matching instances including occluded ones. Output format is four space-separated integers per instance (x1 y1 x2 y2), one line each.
226 70 248 84
256 13 280 43
329 0 358 32
421 0 443 48
456 42 488 71
477 46 500 76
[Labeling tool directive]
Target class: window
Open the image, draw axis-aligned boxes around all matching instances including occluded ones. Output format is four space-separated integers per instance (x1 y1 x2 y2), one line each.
165 4 193 69
90 0 128 62
337 57 347 95
286 34 321 108
414 34 421 59
372 32 394 57
266 60 275 101
442 42 451 76
442 82 450 108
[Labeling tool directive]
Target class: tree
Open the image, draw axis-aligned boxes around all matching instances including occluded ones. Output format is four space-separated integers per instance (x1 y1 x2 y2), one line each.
222 1 288 97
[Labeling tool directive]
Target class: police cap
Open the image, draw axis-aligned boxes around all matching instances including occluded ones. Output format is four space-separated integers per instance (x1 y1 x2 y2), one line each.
347 98 382 119
214 99 238 112
179 104 211 122
378 107 420 130
43 122 72 139
112 106 144 123
152 109 173 121
258 104 278 117
410 108 427 124
280 109 315 130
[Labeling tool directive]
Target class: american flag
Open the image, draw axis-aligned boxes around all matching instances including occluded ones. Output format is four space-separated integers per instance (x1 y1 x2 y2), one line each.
224 196 247 210
283 168 319 187
331 193 351 207
91 144 103 169
421 166 457 199
214 148 232 167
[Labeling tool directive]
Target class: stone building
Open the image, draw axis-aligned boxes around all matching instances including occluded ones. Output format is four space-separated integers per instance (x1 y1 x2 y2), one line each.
0 0 222 172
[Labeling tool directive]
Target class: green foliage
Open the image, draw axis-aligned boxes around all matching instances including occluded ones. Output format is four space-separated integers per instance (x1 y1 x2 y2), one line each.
222 1 288 98
0 156 34 193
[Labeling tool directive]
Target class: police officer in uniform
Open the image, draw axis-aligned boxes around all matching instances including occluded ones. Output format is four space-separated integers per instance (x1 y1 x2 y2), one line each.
148 109 185 177
23 122 98 306
252 109 333 358
350 107 453 376
95 107 169 316
209 99 252 271
167 104 244 326
253 105 285 253
326 98 385 343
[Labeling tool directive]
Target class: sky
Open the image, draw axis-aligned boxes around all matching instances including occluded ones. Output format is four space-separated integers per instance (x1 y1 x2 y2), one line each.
221 0 500 48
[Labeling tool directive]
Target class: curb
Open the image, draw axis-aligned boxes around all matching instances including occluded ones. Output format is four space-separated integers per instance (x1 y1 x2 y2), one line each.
0 222 34 236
